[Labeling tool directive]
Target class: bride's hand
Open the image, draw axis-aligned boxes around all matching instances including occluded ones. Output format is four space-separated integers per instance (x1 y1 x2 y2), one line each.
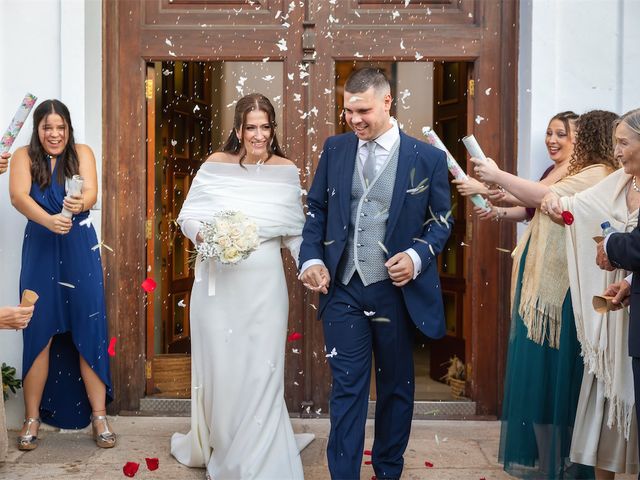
300 265 331 294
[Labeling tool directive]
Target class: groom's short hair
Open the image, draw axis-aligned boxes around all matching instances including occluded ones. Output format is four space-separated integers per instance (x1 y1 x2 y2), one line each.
344 68 390 96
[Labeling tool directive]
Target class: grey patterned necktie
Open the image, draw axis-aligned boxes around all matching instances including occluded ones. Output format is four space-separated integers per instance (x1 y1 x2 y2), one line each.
363 141 377 187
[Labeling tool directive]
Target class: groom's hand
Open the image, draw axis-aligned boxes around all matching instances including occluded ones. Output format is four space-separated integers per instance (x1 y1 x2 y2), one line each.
385 253 414 287
596 241 615 271
301 265 331 294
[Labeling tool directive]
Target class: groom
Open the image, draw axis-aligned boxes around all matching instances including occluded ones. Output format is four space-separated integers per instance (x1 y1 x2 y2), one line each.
299 68 452 479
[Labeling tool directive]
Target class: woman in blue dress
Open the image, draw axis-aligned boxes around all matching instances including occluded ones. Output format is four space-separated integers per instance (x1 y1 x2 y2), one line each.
9 99 114 450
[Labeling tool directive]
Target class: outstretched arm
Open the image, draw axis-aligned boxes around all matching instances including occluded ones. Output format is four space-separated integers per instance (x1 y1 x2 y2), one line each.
472 157 550 207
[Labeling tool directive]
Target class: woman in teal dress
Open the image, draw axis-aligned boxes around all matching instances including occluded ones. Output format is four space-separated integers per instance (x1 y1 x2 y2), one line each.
473 110 620 478
9 100 115 451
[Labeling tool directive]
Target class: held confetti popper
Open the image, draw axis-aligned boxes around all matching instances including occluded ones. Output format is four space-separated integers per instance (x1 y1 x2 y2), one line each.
461 134 488 162
422 127 490 212
1 93 38 154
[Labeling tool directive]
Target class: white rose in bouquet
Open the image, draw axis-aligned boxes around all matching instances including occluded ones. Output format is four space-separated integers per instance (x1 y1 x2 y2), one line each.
196 211 260 265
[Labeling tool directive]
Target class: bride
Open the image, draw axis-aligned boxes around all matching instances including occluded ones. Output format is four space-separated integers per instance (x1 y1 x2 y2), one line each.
171 93 311 479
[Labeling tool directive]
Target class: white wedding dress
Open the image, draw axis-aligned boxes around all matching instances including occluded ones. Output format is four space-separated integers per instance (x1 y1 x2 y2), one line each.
171 162 311 479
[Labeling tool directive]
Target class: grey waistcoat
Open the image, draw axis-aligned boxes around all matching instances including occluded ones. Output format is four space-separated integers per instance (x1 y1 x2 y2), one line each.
338 139 400 286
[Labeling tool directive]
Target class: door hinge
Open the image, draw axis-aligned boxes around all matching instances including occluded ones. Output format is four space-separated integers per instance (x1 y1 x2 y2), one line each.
145 79 154 100
145 360 152 379
468 79 475 98
145 219 153 240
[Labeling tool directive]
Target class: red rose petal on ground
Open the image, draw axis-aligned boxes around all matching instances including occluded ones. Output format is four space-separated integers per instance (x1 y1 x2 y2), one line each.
425 461 434 468
123 461 140 477
287 332 302 342
141 277 157 293
145 457 159 471
364 460 372 465
363 449 372 456
107 337 117 357
561 210 574 225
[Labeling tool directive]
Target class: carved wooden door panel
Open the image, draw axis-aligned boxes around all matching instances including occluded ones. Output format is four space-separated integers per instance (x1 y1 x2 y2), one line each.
105 0 518 415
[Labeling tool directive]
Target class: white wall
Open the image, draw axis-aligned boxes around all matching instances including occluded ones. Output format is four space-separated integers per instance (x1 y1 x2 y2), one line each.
518 0 640 183
0 0 102 428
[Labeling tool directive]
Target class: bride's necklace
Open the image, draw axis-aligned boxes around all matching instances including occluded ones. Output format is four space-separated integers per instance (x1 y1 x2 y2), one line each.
633 176 640 193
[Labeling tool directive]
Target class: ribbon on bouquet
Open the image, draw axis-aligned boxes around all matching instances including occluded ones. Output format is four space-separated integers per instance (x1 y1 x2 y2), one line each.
194 254 217 296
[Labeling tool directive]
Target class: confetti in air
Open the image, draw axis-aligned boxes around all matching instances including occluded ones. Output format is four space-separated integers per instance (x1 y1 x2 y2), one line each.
287 332 303 342
58 282 75 289
377 241 389 255
108 337 117 357
325 347 338 358
141 277 157 293
364 311 376 317
371 317 391 323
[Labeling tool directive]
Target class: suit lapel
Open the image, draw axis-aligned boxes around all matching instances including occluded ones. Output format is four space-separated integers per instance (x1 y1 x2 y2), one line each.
339 134 359 228
385 131 414 242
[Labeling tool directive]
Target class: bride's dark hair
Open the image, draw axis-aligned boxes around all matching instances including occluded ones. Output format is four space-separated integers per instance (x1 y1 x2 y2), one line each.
29 99 80 188
221 93 285 166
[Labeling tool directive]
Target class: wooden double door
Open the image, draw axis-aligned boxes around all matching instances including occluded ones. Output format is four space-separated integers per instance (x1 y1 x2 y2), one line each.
104 0 518 416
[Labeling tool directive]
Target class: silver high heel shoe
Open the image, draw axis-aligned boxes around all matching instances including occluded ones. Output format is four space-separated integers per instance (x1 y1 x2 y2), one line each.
17 417 41 451
91 415 116 448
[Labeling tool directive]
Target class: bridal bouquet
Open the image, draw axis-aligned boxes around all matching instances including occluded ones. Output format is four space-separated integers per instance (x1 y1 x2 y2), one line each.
196 210 260 264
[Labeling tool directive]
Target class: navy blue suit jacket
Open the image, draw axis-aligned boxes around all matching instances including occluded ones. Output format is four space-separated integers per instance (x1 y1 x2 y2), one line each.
607 228 640 357
299 130 453 338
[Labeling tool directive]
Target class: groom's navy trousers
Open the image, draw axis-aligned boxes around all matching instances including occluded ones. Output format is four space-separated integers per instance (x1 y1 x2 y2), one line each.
323 274 415 480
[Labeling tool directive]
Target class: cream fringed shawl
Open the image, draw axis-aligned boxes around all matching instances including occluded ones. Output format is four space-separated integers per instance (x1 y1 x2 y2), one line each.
512 164 611 349
561 167 636 438
177 163 306 294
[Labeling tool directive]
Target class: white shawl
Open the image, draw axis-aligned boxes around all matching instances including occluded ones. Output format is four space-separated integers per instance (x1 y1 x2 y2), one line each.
560 168 637 438
177 162 306 294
